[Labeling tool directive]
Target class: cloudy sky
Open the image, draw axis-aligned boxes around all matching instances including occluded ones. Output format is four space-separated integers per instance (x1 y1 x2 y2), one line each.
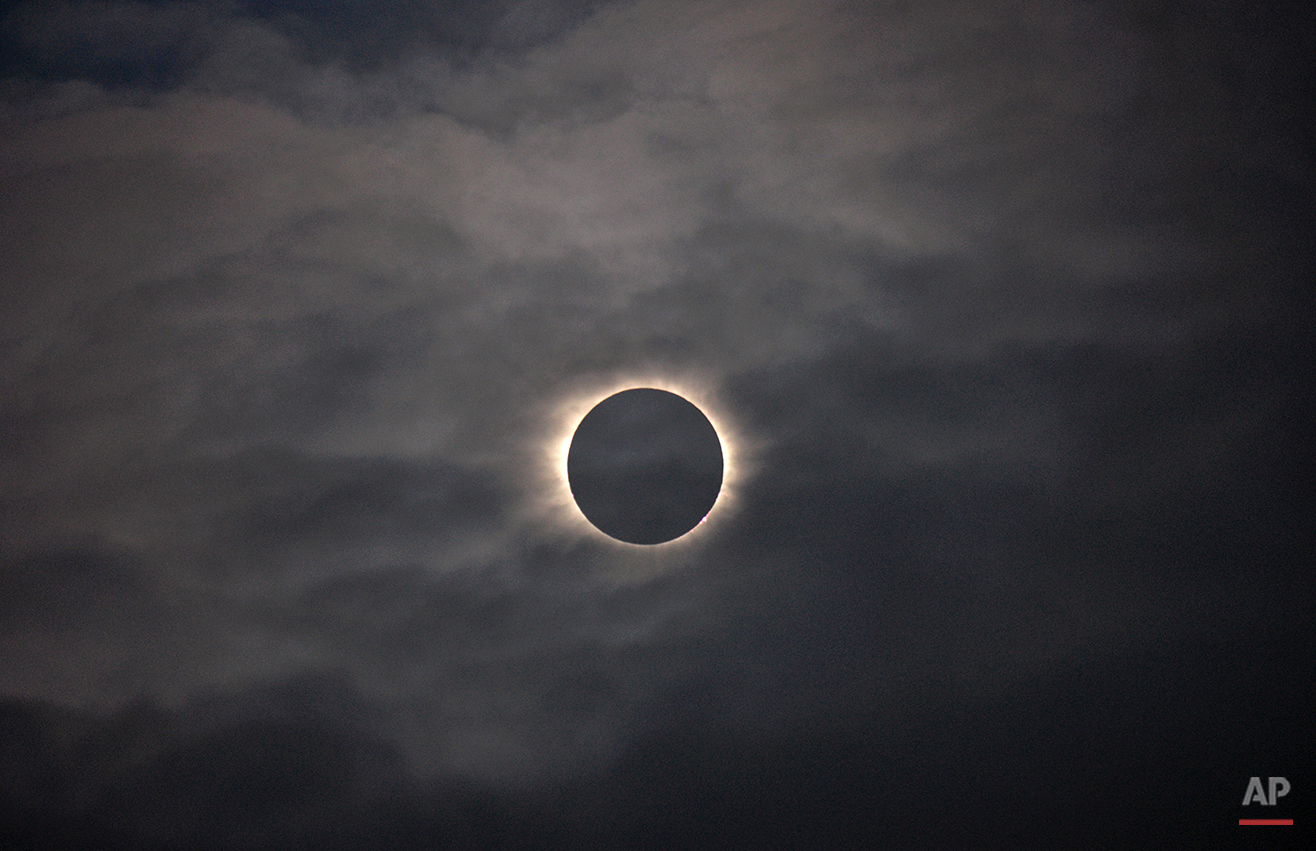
1 0 1311 846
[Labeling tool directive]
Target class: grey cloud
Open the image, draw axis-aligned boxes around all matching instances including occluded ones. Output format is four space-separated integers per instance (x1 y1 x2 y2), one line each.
204 450 507 587
0 679 405 847
0 541 211 707
0 546 154 633
4 629 1309 850
0 0 1310 842
262 549 718 777
238 457 503 547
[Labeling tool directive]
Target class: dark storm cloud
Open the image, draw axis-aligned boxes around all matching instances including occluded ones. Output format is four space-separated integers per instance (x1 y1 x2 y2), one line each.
1 0 1312 845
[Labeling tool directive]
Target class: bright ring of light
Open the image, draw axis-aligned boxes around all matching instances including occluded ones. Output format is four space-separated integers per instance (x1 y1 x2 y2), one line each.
538 371 749 549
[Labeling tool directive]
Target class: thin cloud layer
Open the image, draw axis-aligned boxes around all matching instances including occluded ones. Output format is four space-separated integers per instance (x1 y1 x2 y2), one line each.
1 0 1311 844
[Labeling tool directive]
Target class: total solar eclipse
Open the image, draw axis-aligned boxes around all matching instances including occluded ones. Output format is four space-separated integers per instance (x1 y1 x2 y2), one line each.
567 388 723 544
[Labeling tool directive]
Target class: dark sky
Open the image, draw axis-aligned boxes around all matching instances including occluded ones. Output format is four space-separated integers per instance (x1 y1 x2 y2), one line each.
1 0 1312 847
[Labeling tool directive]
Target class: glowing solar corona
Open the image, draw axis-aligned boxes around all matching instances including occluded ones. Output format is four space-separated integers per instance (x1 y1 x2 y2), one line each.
539 373 749 548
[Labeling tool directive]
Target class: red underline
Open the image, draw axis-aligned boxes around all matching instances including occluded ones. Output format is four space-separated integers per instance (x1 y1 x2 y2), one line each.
1239 819 1293 825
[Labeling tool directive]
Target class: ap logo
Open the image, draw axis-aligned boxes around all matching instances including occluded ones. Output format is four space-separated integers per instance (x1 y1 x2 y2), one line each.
1242 776 1290 806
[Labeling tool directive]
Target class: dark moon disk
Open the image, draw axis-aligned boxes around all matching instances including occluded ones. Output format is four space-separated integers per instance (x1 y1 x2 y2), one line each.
568 388 724 544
